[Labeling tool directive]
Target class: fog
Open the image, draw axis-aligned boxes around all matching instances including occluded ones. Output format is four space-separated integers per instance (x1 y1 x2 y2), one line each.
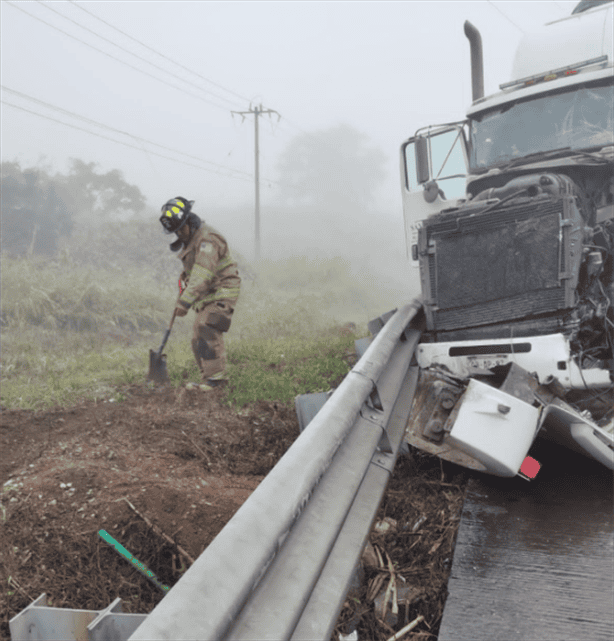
1 1 578 293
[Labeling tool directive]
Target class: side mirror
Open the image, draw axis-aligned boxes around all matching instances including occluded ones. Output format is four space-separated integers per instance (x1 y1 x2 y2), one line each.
415 136 430 184
423 181 440 204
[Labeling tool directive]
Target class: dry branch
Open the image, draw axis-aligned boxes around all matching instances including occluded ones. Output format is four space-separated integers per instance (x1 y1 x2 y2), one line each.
367 572 386 602
181 430 212 467
8 576 33 601
385 614 425 641
122 497 195 565
381 550 398 621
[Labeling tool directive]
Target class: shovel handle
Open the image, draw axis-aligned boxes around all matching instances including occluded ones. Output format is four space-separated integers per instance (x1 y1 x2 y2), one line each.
168 308 178 331
157 309 178 355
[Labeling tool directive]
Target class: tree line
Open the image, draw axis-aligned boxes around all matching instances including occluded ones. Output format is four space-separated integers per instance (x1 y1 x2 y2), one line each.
1 159 146 256
1 124 388 257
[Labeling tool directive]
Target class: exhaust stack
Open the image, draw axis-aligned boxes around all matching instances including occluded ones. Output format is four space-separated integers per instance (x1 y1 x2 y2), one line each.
464 21 484 101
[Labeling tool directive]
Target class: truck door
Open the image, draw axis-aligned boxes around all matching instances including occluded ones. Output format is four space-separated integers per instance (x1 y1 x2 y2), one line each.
401 123 469 267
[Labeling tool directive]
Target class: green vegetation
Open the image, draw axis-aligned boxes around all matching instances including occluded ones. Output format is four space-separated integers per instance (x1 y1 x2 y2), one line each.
276 124 387 213
0 328 141 409
1 250 404 411
1 253 173 332
1 159 145 257
227 333 355 406
160 330 355 407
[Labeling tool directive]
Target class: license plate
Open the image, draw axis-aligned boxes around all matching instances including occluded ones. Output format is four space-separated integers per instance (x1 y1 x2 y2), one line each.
466 355 510 371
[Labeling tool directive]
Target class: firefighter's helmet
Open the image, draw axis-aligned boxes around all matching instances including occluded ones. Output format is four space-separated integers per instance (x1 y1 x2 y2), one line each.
160 197 194 234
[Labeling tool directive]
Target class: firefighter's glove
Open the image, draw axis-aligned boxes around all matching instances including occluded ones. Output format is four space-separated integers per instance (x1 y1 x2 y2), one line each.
175 305 188 318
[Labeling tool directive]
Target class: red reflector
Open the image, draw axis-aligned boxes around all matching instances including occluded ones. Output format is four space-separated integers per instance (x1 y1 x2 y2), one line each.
521 456 540 479
565 70 578 76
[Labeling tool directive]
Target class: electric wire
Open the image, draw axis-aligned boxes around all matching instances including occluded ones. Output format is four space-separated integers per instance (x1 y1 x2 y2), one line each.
5 1 232 112
1 86 254 179
2 90 284 186
68 0 251 105
5 2 338 188
278 117 308 135
485 1 526 34
2 101 253 182
35 0 243 109
5 0 346 164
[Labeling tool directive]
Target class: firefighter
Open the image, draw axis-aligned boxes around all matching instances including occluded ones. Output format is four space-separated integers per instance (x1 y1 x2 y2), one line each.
160 197 241 391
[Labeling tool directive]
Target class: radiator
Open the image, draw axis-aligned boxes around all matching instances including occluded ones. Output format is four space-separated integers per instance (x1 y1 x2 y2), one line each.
419 192 584 332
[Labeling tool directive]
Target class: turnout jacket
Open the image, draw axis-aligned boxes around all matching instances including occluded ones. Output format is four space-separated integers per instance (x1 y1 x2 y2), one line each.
176 224 241 312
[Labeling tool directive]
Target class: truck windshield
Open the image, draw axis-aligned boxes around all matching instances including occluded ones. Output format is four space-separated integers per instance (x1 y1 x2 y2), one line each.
469 81 614 170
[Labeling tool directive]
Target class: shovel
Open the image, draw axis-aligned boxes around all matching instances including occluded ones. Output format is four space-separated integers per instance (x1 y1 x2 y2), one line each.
148 309 178 383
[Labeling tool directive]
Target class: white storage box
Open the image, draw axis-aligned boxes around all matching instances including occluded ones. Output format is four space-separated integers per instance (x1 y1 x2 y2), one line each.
447 379 540 477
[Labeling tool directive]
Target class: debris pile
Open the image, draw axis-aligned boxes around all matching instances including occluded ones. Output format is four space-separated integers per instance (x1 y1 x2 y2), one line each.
333 451 467 641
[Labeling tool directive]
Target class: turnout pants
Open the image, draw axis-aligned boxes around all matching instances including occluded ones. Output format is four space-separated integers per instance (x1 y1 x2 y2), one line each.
191 298 237 381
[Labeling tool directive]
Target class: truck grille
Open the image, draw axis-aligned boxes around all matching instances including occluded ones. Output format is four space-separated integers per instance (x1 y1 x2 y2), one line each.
420 194 581 332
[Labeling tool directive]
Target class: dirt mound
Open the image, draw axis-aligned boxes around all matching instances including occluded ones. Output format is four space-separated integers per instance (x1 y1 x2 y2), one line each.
0 383 465 641
0 384 298 640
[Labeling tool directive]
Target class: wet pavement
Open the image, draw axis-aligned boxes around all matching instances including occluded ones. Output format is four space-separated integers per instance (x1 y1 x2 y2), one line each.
438 439 614 641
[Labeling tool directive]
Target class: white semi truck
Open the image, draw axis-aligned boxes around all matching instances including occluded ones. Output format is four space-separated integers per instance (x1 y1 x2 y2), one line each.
401 0 614 476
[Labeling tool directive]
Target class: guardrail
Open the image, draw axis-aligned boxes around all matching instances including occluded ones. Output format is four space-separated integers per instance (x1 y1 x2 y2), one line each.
130 301 422 641
10 301 423 641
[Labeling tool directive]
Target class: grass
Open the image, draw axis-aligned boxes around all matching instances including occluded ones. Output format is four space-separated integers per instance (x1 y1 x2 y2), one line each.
1 252 405 411
1 253 173 332
0 328 146 409
0 325 357 411
224 333 356 406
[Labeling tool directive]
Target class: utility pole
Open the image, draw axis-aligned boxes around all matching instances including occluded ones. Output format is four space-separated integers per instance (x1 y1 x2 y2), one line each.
232 104 280 260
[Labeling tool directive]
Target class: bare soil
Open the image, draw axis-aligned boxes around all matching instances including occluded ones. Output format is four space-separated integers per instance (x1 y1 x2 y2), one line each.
0 382 466 641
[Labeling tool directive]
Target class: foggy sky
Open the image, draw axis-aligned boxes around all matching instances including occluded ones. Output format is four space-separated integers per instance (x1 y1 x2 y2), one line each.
1 1 576 206
1 0 579 291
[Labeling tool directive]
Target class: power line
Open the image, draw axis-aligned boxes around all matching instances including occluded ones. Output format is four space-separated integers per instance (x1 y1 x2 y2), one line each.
69 0 251 105
35 0 243 109
2 100 253 182
56 2 315 145
5 1 233 112
6 0 318 166
2 85 253 179
3 2 310 192
486 1 526 34
5 0 406 162
278 117 308 135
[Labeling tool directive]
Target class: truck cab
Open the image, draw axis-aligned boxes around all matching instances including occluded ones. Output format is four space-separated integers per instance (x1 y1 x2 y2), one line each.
401 1 614 476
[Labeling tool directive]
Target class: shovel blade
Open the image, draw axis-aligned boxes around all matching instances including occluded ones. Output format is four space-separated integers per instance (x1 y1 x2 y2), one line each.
148 349 169 383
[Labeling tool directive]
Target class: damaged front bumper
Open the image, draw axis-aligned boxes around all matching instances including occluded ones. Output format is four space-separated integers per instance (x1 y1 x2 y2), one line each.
405 334 614 477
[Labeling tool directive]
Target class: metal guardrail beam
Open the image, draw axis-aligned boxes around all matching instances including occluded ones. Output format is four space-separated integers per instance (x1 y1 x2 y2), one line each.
128 301 422 641
292 360 420 640
226 329 421 640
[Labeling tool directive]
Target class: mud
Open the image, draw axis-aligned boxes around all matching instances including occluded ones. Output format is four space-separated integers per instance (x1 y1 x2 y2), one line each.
0 383 467 641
